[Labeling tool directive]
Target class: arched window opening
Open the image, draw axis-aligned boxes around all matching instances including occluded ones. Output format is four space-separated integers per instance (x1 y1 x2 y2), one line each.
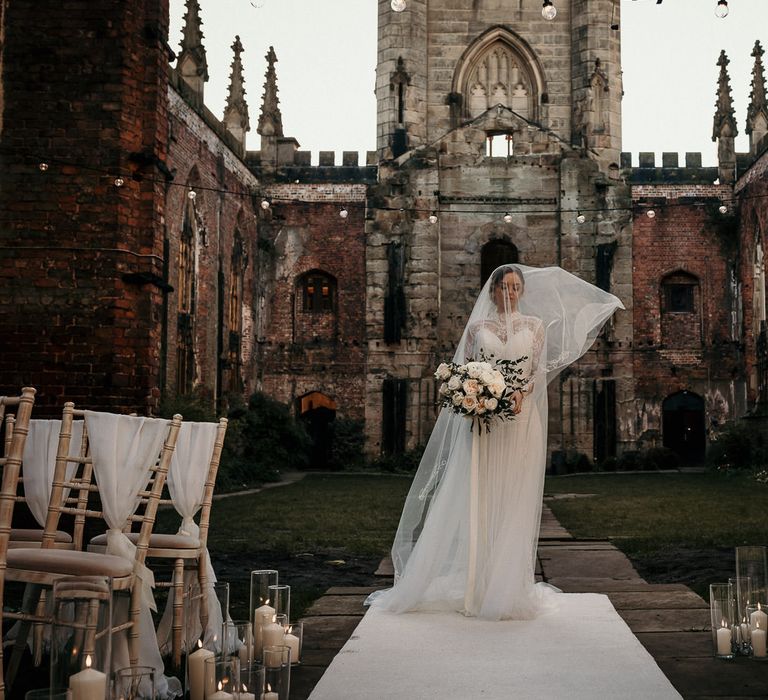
481 240 519 287
226 232 246 393
297 391 338 469
300 270 337 313
176 195 198 394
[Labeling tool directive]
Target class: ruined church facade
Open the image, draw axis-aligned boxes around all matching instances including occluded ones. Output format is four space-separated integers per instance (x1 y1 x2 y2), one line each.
1 0 766 467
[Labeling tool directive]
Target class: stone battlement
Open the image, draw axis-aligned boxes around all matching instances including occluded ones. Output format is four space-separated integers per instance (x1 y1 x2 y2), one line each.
621 152 719 185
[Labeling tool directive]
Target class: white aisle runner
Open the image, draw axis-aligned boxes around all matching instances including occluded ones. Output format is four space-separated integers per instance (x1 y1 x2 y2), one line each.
309 593 682 700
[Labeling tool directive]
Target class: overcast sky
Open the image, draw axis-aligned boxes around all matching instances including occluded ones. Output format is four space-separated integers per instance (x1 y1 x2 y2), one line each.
169 0 768 166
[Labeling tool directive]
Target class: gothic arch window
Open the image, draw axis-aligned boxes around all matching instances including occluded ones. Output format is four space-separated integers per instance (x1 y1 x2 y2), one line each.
660 271 701 348
299 270 337 313
453 27 546 122
226 231 246 393
177 193 199 394
754 233 766 328
481 239 519 287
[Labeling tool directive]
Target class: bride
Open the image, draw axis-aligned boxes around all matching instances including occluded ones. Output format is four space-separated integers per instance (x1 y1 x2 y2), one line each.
368 264 624 620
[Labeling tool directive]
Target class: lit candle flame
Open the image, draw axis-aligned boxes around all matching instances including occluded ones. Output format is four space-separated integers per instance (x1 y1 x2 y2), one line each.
721 618 727 628
85 655 92 669
267 684 272 692
197 639 203 649
218 682 223 692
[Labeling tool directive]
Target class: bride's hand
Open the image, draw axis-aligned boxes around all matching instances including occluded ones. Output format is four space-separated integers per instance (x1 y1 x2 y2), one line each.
511 390 524 414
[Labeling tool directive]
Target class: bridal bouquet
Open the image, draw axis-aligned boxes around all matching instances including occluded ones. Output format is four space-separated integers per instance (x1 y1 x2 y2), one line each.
434 354 529 432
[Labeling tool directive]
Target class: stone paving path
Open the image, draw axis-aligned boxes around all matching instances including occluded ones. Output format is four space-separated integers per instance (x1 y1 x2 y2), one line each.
289 504 768 699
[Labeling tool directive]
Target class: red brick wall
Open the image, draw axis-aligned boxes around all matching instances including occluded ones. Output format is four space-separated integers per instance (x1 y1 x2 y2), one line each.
257 193 367 420
164 88 260 404
0 0 170 414
631 190 741 408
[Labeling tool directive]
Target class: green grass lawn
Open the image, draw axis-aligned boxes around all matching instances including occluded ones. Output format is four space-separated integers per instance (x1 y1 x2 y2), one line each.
153 471 766 616
544 472 768 597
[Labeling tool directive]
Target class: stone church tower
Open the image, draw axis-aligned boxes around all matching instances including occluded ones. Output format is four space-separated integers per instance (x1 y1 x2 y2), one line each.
366 0 633 463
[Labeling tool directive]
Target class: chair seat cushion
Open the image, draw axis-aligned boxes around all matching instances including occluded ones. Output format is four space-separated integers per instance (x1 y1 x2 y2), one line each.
89 532 200 550
7 548 134 578
10 528 72 543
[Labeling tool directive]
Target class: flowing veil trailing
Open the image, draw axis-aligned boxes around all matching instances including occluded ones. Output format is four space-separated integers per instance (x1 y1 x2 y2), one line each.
368 264 624 620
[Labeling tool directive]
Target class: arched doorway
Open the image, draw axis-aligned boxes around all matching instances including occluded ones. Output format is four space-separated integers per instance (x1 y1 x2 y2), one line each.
662 391 706 464
480 240 519 287
297 391 337 469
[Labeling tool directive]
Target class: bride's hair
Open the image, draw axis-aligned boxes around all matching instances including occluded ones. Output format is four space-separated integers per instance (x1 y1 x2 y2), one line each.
490 265 525 295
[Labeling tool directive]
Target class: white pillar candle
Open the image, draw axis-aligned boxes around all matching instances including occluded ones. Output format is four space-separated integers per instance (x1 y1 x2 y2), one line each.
753 624 767 658
262 621 285 652
750 604 768 631
284 632 300 663
208 692 233 700
253 604 276 656
69 656 106 700
188 645 215 700
261 693 278 700
741 619 751 643
716 624 732 655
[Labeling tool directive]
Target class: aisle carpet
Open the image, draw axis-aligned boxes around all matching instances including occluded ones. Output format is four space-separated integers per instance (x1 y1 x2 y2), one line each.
308 593 682 699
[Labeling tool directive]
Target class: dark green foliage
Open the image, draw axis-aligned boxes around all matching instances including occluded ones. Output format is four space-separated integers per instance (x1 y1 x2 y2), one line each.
707 419 768 472
327 417 367 471
159 390 312 490
369 444 425 473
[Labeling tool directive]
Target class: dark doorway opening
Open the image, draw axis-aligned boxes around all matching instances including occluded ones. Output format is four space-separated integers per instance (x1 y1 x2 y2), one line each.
298 391 337 469
662 391 706 464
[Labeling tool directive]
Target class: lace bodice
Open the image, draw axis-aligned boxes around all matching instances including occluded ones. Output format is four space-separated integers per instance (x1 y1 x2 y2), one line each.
466 312 544 378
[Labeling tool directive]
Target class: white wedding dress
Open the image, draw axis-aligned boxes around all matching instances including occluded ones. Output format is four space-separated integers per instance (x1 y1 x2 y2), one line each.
368 265 624 621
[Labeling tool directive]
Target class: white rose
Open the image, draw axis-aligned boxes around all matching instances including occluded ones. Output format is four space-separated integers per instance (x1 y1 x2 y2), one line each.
452 392 464 406
439 382 451 396
448 375 462 391
479 370 495 386
479 361 493 372
491 370 504 383
489 380 506 398
485 397 498 411
466 362 483 379
435 363 452 381
461 395 478 412
462 378 479 396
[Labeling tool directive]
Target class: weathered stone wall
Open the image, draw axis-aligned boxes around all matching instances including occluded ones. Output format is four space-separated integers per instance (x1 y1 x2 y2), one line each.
0 0 170 414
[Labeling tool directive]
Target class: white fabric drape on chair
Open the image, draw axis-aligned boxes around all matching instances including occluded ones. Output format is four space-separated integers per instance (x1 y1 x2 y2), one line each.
156 421 222 651
22 420 83 527
84 412 180 699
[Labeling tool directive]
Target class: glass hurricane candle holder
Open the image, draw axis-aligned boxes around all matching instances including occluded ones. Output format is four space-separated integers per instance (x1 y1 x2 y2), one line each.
24 690 71 700
238 661 265 700
267 585 290 622
736 546 767 607
709 583 735 659
250 571 278 661
223 620 255 667
203 656 240 699
112 665 155 700
282 621 303 666
50 576 112 694
262 646 290 700
747 603 768 659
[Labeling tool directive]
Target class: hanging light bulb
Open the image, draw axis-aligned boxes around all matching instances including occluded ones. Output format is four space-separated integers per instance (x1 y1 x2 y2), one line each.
714 0 728 18
391 0 406 11
428 213 438 224
260 199 270 210
646 209 656 219
38 162 49 172
503 212 513 223
114 177 125 188
187 189 197 201
339 207 349 219
576 212 586 225
541 0 557 21
719 204 728 214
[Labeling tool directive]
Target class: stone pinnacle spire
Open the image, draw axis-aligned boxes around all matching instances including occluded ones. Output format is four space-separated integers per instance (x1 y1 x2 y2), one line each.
223 36 250 149
177 0 208 99
712 50 738 141
713 50 738 184
747 40 768 153
258 46 284 138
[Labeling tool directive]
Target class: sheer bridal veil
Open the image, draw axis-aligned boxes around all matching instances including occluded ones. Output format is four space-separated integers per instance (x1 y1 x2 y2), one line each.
386 264 624 595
